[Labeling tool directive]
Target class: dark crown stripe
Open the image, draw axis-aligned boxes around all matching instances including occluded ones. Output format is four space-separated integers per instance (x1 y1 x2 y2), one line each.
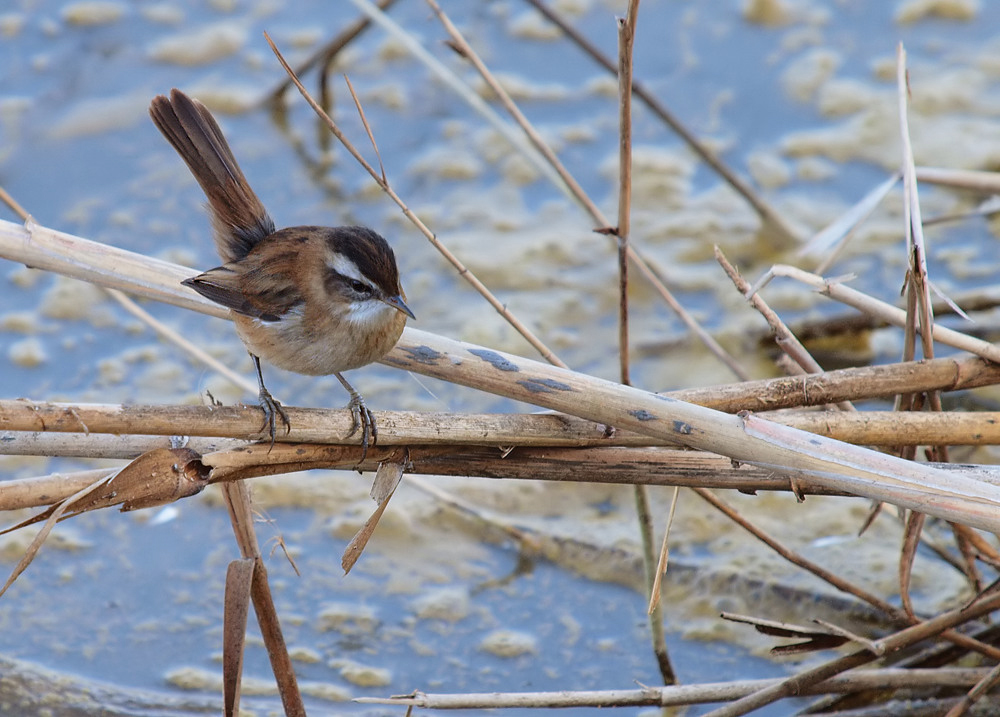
325 226 400 295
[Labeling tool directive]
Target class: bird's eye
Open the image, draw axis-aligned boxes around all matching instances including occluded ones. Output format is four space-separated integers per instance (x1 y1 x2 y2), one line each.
349 279 373 296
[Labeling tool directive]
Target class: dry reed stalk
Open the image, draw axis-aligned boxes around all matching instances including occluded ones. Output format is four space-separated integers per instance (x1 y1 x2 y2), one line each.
893 44 954 621
945 661 1000 717
0 443 879 512
616 2 636 387
101 399 1000 457
356 666 996 709
648 484 679 614
680 354 1000 412
220 479 304 715
704 586 1000 717
755 263 1000 363
222 557 253 716
264 0 397 104
895 43 942 425
423 0 747 380
773 410 1000 445
788 281 1000 338
0 433 240 460
694 487 1000 661
916 166 1000 193
15 393 1000 448
4 217 1000 529
10 435 1000 511
521 0 800 250
609 0 677 685
716 247 855 411
799 173 899 266
262 32 567 369
9 216 1000 408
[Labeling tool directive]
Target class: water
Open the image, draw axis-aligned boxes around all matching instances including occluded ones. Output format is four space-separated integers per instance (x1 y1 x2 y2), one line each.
1 1 997 713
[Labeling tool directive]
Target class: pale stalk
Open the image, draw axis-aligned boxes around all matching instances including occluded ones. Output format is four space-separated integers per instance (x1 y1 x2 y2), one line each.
3 219 1000 530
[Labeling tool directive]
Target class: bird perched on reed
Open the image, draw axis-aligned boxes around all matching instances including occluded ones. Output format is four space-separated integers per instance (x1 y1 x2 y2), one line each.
149 89 414 454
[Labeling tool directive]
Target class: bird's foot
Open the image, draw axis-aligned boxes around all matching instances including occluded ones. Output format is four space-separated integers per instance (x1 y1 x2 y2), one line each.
345 391 377 463
258 385 291 448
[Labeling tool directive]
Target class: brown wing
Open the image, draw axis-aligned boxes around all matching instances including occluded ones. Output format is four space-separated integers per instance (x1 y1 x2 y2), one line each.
183 263 301 323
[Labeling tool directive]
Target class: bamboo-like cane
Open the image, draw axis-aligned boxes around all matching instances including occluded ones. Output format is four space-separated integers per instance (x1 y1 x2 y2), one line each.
3 218 1000 531
9 401 1000 448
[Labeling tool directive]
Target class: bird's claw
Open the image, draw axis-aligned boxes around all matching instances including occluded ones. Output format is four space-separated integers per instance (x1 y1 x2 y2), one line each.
258 386 291 448
345 392 377 463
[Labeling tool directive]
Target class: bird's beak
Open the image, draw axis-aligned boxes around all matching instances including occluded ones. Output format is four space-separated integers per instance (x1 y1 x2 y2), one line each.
383 294 415 320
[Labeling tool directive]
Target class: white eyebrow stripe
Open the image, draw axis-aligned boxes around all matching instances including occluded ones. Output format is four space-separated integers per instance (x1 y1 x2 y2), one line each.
327 254 366 284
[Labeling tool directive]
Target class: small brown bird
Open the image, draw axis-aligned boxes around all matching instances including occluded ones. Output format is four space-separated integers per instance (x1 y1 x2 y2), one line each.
149 89 413 452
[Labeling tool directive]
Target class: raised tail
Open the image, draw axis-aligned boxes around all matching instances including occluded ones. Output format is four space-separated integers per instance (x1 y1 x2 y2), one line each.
149 89 274 263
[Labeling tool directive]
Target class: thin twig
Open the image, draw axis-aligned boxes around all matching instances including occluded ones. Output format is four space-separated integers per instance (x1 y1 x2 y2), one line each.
522 0 800 249
355 667 997 708
702 587 1000 716
693 487 1000 661
800 173 899 269
916 166 1000 193
263 31 568 368
612 0 674 685
423 0 748 380
0 188 254 397
894 43 954 615
616 3 637 387
264 0 399 104
648 485 679 614
895 42 939 418
343 75 387 184
716 247 853 411
633 475 676 683
106 290 256 396
945 660 1000 717
754 265 1000 364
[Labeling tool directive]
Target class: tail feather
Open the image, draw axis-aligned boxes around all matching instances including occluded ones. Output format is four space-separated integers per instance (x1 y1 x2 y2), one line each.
150 89 274 262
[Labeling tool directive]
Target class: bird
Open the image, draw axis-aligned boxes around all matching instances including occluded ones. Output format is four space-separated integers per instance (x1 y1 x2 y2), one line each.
149 88 414 455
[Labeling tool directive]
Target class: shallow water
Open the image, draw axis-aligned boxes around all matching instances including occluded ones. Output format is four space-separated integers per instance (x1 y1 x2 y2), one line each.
2 0 1000 714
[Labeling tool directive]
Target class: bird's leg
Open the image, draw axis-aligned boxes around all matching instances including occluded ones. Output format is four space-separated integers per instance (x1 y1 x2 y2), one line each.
335 372 376 462
252 353 290 446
